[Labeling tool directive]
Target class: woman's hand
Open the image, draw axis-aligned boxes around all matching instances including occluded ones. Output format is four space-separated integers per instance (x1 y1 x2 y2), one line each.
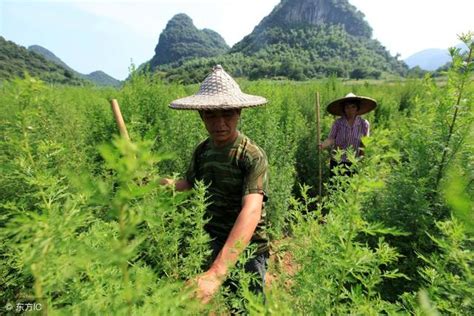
319 139 334 150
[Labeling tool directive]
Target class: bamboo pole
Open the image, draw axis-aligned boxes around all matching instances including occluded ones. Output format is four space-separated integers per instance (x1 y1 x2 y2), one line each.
316 92 322 198
110 99 130 140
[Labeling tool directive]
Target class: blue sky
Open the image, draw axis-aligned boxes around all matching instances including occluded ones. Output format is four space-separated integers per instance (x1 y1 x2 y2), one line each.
1 0 472 80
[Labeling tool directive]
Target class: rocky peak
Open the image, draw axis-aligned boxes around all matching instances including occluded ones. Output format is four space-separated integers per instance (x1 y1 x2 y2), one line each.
163 13 194 32
150 13 229 67
255 0 372 38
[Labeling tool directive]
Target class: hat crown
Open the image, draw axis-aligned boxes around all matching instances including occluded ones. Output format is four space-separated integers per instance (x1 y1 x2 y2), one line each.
198 65 242 96
326 92 377 116
169 64 267 110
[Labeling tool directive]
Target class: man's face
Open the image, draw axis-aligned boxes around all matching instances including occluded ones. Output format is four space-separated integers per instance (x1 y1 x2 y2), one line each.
200 109 240 146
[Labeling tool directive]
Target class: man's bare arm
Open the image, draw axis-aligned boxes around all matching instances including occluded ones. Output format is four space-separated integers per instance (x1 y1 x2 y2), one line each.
193 193 264 303
209 193 263 276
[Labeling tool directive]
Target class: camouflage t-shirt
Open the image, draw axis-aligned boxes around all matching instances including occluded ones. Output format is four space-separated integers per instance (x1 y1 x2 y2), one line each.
185 132 269 254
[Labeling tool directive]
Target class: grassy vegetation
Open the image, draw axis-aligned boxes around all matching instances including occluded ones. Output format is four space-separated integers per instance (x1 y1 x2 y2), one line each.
0 37 472 314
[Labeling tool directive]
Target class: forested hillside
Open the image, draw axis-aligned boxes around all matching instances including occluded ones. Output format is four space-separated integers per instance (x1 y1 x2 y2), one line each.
154 0 408 82
28 45 122 87
0 37 86 85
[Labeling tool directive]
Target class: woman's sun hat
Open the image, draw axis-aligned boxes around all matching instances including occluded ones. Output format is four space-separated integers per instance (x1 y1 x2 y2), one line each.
169 65 267 110
326 93 377 116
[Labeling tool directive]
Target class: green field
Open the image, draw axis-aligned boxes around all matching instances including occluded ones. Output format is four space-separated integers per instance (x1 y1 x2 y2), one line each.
1 48 472 314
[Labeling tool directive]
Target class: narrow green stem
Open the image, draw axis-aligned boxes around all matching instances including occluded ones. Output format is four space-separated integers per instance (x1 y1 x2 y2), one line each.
335 181 359 304
118 203 132 315
436 45 473 187
31 263 48 316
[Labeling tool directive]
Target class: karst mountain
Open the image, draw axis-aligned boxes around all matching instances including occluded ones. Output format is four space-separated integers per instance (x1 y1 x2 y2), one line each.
152 0 408 82
148 13 229 69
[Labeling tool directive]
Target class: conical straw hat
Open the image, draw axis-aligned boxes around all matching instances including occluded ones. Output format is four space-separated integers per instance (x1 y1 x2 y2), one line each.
326 93 377 116
169 65 267 110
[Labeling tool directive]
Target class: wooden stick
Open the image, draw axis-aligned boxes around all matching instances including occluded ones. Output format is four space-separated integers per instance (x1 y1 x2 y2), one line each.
316 92 322 198
110 99 130 140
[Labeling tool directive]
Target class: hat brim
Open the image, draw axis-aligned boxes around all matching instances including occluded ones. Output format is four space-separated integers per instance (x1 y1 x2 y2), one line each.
326 96 377 116
169 93 267 110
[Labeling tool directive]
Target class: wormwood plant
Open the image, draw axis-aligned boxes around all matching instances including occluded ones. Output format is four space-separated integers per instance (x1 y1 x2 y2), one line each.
119 69 206 174
1 135 212 314
398 33 474 315
280 145 407 314
240 82 308 238
400 218 474 315
1 39 472 314
361 33 474 301
435 32 473 187
442 161 474 235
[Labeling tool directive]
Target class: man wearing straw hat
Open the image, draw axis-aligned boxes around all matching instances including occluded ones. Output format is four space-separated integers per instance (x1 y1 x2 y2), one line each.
319 93 377 176
161 65 269 304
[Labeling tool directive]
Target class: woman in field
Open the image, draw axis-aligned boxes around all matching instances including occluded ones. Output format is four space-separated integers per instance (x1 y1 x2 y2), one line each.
319 93 377 177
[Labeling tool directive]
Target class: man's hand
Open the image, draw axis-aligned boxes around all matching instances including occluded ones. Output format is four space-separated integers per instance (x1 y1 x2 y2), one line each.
159 178 192 191
159 178 174 186
191 270 224 304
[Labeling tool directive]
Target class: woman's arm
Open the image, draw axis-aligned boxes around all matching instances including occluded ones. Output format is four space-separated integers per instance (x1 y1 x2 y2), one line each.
320 119 339 150
320 138 334 149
